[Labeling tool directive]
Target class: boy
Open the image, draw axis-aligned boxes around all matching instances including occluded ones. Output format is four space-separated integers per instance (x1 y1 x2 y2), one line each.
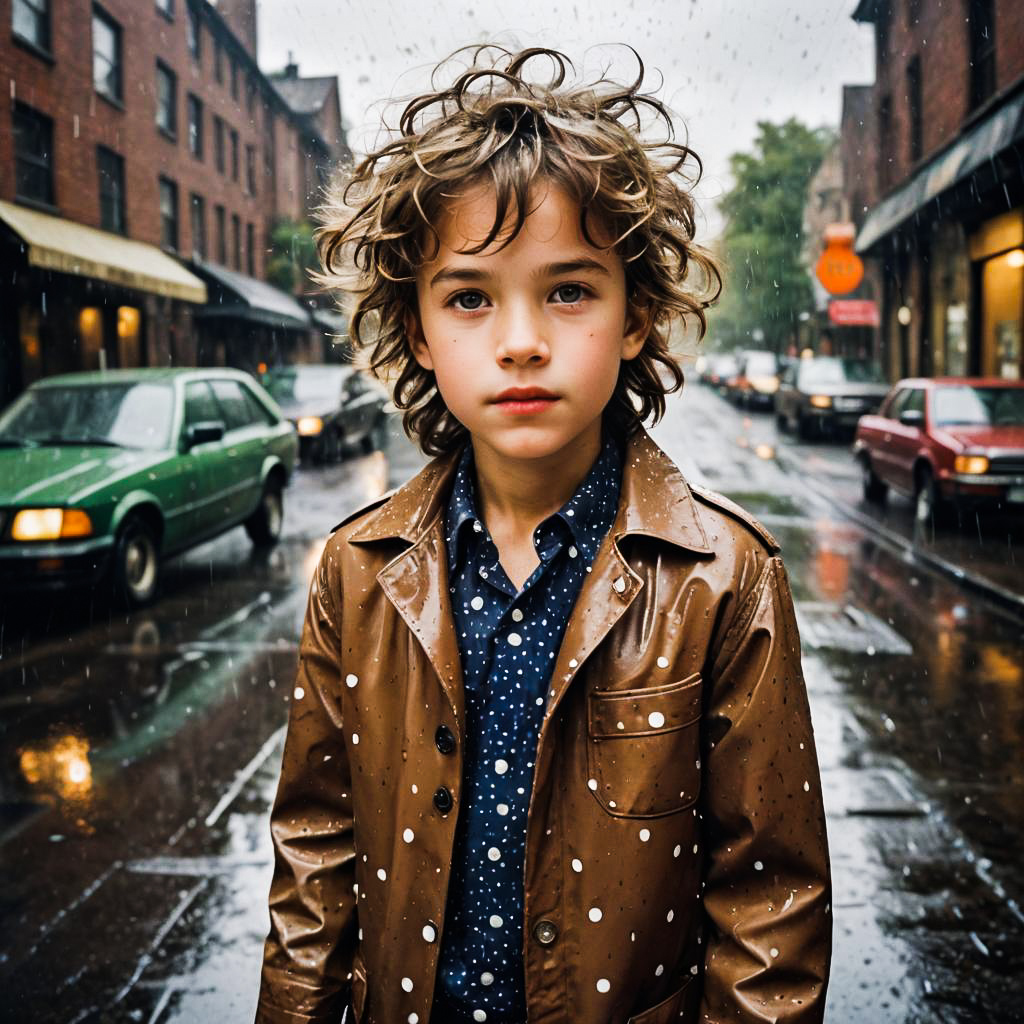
257 46 831 1024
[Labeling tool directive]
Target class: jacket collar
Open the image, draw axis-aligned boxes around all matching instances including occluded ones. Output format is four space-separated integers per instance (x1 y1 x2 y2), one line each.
349 425 713 555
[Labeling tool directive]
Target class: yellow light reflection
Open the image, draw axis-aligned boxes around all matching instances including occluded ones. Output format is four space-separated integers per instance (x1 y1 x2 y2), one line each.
754 443 776 460
19 734 93 801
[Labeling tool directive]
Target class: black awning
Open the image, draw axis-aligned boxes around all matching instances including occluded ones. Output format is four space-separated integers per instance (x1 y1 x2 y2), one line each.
189 260 311 330
856 89 1024 253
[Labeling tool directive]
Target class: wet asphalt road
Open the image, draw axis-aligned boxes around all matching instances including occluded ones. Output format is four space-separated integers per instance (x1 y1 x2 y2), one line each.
1 388 1022 1023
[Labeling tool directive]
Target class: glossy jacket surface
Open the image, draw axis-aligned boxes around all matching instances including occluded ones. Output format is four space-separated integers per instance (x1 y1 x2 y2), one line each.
257 427 832 1024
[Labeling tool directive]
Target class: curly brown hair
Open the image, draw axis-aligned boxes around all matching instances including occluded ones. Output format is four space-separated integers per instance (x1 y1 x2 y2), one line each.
315 45 721 456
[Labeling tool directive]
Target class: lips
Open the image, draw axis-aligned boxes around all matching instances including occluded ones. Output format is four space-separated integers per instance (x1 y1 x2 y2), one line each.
492 387 559 403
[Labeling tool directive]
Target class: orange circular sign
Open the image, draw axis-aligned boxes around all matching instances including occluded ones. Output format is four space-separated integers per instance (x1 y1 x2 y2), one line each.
816 223 864 296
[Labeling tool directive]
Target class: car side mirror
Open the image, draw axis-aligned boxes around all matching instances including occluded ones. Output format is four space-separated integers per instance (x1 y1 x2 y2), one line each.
185 420 225 448
898 409 924 428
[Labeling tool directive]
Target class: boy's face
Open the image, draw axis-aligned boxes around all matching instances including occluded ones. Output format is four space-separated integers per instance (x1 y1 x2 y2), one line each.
409 182 647 464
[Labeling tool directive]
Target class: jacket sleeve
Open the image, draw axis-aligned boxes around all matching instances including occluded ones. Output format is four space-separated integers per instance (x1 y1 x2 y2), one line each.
256 546 357 1024
699 554 832 1022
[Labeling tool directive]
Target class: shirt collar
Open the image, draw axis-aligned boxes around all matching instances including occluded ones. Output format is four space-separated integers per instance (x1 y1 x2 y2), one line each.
444 434 622 575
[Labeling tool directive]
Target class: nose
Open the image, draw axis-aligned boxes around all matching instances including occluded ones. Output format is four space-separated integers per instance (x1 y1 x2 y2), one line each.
495 302 550 367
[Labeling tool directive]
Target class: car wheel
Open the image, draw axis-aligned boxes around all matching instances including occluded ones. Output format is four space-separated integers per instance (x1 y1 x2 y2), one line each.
111 515 160 609
913 466 942 526
860 454 888 504
796 410 814 440
245 480 284 547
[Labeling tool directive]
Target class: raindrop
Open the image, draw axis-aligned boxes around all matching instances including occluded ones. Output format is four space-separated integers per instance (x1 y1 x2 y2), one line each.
588 907 603 922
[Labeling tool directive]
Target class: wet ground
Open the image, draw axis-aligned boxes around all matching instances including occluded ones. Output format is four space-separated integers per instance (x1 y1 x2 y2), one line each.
1 389 1022 1022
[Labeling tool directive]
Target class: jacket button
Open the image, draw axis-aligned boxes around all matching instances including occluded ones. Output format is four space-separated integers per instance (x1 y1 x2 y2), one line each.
532 919 558 946
435 724 456 755
433 786 454 814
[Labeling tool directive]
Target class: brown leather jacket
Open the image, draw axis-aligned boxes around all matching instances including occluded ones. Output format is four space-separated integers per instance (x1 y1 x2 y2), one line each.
256 427 831 1024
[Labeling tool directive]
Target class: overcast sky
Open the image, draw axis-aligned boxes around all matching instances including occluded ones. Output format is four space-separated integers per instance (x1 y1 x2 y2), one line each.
256 0 875 241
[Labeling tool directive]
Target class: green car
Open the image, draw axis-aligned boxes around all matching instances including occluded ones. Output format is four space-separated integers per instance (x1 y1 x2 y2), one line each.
0 368 298 607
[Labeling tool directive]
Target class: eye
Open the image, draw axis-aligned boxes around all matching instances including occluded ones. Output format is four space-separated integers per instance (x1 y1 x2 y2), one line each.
551 283 588 305
451 290 488 312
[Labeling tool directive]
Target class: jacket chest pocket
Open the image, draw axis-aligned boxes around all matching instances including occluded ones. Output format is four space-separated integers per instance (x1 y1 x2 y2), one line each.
587 672 702 818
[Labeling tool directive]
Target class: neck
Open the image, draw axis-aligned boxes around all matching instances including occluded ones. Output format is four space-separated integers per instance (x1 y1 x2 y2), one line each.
471 425 604 538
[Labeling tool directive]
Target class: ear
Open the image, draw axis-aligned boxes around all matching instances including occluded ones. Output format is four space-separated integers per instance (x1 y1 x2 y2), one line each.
621 295 652 361
405 308 434 371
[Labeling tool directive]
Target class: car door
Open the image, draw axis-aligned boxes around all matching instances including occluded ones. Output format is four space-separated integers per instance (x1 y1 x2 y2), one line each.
180 380 232 539
886 387 926 494
209 377 270 521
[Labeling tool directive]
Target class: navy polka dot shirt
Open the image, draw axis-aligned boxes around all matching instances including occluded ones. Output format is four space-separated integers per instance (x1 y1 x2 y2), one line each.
434 434 623 1024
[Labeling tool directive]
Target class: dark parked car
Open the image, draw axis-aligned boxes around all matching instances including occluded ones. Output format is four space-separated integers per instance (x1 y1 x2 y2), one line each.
775 356 889 438
263 364 388 464
0 368 297 606
853 377 1024 523
730 349 779 409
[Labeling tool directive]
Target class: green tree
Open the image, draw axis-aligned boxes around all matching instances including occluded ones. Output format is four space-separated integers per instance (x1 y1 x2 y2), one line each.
713 118 835 353
266 218 317 294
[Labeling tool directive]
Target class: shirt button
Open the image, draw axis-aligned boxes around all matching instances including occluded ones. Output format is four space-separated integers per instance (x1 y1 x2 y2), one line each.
433 787 454 814
533 919 558 946
435 724 456 755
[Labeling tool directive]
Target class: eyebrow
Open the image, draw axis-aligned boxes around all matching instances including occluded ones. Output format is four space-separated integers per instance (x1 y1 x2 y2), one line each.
428 258 612 289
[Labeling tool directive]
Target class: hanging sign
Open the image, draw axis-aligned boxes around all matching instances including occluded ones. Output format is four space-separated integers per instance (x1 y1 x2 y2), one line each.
828 299 879 327
816 223 864 296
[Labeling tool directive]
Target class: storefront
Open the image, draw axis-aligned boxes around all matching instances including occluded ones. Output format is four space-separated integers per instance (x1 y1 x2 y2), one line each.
969 209 1023 380
0 200 207 406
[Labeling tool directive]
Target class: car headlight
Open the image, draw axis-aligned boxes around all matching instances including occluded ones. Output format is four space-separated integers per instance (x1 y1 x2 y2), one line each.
296 416 324 436
809 394 832 409
11 508 93 541
954 454 989 474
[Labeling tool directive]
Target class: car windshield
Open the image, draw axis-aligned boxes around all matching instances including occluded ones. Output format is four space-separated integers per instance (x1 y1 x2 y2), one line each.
713 356 739 374
264 369 347 404
932 386 1024 427
744 353 778 375
0 382 175 450
800 357 886 386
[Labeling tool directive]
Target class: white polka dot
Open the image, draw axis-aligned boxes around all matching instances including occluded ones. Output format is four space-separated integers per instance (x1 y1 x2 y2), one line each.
411 784 418 794
588 907 603 922
293 686 304 700
408 1015 418 1024
617 721 625 730
345 674 358 688
496 803 509 816
568 658 578 668
655 964 664 977
608 800 616 808
489 914 503 928
803 780 810 792
507 632 522 646
511 608 524 622
472 520 483 532
754 860 764 871
648 711 665 729
571 858 583 873
494 759 509 775
666 909 674 922
770 947 780 958
377 868 387 881
480 971 494 986
403 828 415 843
566 509 574 516
422 924 436 942
673 844 682 858
351 733 359 745
401 976 413 992
487 846 501 862
596 978 611 993
473 1012 487 1023
639 828 651 842
470 595 484 611
568 546 578 558
587 778 598 791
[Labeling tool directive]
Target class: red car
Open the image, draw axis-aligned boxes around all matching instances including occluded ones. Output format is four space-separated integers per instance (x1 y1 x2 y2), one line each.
853 377 1024 523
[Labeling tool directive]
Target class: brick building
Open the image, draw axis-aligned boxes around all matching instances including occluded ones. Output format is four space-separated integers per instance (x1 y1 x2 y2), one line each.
0 0 348 406
846 0 1024 383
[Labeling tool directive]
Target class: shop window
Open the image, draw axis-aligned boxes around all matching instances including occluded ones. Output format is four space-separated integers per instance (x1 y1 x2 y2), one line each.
13 102 54 207
13 0 51 53
78 307 104 371
187 94 204 159
968 0 996 110
190 193 207 261
156 62 177 137
980 251 1023 379
97 145 126 234
186 2 200 61
215 204 226 264
117 306 141 368
159 176 179 251
20 306 44 385
92 5 122 104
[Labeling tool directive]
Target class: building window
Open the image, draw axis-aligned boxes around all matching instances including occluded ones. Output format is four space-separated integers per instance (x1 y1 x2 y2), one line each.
186 2 200 60
97 145 126 234
159 177 179 251
13 0 51 53
245 144 257 195
215 204 226 264
907 56 923 164
877 93 892 192
187 94 203 158
230 57 239 101
155 0 173 18
156 62 177 136
246 77 257 115
13 102 54 207
214 116 225 173
968 0 996 110
190 193 207 260
246 222 255 276
230 128 239 181
232 213 241 269
93 6 123 104
214 38 224 83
